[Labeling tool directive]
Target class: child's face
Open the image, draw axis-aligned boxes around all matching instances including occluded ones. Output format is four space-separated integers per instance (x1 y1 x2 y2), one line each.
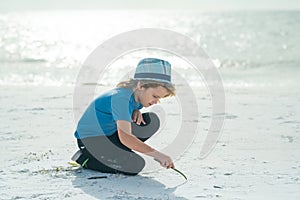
136 85 169 107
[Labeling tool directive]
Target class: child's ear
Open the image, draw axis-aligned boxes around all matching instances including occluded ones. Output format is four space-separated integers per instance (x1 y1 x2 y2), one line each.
137 81 143 90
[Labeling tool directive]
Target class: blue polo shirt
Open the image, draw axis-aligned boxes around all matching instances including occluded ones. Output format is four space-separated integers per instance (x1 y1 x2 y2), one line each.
75 87 143 139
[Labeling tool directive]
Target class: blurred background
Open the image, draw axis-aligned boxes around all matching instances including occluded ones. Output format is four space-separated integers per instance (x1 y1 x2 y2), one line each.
1 1 300 199
0 0 299 88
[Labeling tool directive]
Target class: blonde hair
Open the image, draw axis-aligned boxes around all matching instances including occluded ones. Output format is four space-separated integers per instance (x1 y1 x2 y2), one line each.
117 79 176 97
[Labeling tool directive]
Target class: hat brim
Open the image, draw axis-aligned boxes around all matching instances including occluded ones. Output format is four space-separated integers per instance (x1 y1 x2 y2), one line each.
132 78 172 84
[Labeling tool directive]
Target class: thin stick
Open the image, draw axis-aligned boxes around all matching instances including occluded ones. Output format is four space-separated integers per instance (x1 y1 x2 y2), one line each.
172 168 187 180
88 176 108 179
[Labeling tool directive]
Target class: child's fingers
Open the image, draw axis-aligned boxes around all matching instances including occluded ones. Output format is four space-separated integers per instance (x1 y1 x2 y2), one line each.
132 112 138 122
137 117 146 125
167 162 175 169
136 115 143 125
132 115 136 122
141 117 146 125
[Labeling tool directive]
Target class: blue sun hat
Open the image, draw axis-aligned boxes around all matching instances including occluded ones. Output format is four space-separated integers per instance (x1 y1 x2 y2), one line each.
133 58 172 84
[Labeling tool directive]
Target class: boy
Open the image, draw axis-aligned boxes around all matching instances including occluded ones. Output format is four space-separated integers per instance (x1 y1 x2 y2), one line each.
72 58 176 175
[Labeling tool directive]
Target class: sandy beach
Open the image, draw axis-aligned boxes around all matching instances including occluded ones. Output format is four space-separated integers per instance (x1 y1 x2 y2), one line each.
1 83 299 199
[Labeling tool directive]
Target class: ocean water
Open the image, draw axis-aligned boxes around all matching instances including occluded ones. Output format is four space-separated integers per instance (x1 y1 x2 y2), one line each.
0 10 299 88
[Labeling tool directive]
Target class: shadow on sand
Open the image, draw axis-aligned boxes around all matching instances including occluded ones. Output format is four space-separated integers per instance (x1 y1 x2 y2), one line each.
72 169 187 199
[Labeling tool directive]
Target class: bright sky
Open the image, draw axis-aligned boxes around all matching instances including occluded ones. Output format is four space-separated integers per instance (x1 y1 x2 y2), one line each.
1 0 300 11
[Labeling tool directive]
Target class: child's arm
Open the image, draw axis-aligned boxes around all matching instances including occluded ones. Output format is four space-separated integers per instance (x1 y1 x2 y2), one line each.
117 120 174 169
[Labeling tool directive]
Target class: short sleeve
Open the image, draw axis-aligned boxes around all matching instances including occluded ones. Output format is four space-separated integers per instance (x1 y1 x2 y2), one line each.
111 90 132 122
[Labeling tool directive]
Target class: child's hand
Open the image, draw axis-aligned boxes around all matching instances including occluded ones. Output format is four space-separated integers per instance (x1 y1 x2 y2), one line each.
132 110 146 125
152 151 175 169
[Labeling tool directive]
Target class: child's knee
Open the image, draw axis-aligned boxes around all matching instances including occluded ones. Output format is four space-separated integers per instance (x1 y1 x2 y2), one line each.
123 154 145 174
